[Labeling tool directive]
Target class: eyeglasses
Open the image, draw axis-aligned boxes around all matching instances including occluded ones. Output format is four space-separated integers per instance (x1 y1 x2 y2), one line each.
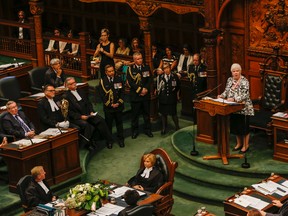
68 81 76 85
46 90 55 92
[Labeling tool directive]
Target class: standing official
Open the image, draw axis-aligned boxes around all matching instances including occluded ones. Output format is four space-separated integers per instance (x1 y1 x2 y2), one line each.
127 52 153 139
187 53 207 95
157 63 180 134
99 65 125 147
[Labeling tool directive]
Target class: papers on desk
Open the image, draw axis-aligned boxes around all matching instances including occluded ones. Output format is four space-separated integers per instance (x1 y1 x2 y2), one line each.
39 128 68 136
110 186 146 198
202 97 238 104
281 180 288 188
87 203 125 216
0 62 25 70
273 112 288 118
12 138 47 146
252 180 288 196
234 195 269 210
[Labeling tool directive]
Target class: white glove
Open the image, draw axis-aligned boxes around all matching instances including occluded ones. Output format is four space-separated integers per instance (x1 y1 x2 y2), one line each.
57 121 69 129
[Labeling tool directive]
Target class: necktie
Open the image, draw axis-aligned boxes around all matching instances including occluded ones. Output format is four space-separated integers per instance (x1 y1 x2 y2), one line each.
15 115 31 133
138 66 141 71
109 77 113 83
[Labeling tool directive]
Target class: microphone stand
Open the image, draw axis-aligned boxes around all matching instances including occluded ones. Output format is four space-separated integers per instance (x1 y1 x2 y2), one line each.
241 114 250 168
14 58 20 67
190 107 199 156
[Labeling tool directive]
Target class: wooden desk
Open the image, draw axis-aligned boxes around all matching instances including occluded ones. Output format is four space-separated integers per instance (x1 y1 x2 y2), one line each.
224 175 288 216
0 128 82 193
194 99 245 165
19 83 89 130
23 188 163 216
271 116 288 162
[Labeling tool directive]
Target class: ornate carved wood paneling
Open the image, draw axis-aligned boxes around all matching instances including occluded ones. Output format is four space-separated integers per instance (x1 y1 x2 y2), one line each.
79 0 203 15
249 0 288 55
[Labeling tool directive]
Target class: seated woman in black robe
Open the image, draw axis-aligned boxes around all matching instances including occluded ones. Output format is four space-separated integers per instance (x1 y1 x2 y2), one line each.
127 153 163 193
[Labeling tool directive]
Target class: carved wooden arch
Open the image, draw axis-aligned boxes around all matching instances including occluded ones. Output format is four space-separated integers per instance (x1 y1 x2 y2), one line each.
216 0 231 29
79 0 203 17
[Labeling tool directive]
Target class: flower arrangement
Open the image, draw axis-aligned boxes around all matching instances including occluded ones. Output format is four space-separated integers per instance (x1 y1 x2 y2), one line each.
65 182 109 211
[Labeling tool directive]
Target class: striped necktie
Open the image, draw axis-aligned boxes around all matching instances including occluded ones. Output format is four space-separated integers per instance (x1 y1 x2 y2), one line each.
15 115 31 133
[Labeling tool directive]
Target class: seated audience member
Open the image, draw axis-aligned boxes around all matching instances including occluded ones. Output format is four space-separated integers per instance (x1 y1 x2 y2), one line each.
260 200 288 216
114 38 131 71
159 46 178 73
2 101 36 139
25 166 56 208
64 77 114 149
45 58 66 87
117 190 140 216
37 84 70 131
65 29 79 55
45 28 67 53
127 153 163 193
177 44 193 77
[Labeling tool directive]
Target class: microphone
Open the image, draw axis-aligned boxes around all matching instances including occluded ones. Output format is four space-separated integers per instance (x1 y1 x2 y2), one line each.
198 83 222 99
56 126 63 134
56 123 63 134
14 58 20 67
27 137 34 145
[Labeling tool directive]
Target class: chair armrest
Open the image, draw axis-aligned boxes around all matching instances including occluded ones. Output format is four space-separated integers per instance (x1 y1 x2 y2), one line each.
156 182 172 195
31 86 43 92
20 91 32 97
0 97 9 102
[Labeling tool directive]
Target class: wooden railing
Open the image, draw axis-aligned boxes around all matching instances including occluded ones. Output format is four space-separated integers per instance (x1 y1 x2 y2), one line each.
0 17 135 81
0 18 35 63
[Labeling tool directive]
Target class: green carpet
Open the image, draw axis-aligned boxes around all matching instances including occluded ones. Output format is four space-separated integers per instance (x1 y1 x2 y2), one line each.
1 93 287 216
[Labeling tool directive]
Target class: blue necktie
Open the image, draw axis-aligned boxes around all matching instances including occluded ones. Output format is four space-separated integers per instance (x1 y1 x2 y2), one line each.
15 115 31 133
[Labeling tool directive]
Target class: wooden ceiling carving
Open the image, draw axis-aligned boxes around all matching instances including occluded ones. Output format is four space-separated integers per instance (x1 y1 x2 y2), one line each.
78 0 203 16
249 0 288 55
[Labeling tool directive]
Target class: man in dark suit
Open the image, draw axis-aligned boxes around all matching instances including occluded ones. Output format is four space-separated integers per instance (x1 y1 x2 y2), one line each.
44 58 66 87
37 84 70 131
64 77 114 149
2 101 36 139
25 166 56 208
127 52 153 139
99 65 125 147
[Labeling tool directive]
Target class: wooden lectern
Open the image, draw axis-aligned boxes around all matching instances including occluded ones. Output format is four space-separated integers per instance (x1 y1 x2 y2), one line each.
194 99 245 165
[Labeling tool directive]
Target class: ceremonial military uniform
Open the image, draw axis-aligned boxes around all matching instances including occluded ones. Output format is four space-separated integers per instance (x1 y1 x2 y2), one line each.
99 75 124 145
157 70 180 134
127 63 152 138
187 63 207 95
188 63 207 123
